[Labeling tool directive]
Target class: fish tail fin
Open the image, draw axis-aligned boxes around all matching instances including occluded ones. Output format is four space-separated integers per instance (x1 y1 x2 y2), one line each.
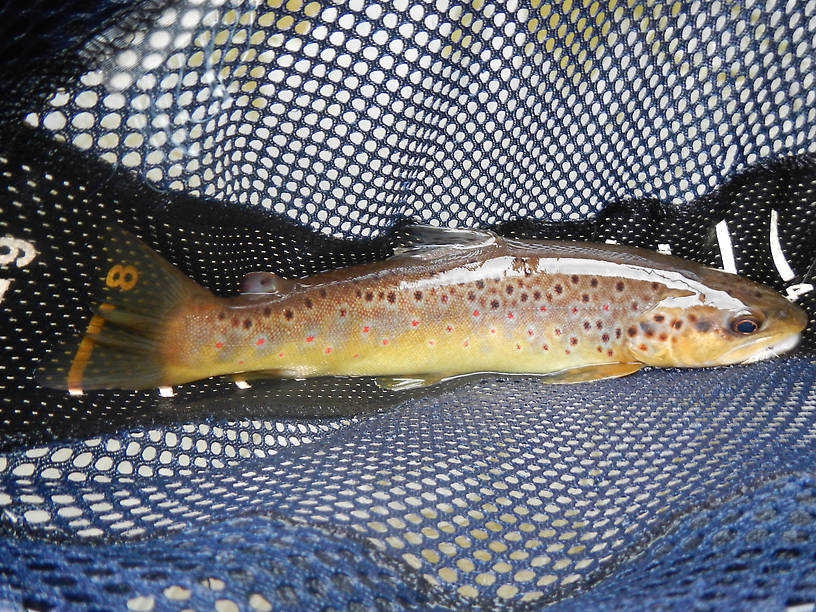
38 226 211 391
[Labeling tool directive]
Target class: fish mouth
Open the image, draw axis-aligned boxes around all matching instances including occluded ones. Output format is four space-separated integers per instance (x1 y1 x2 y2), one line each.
739 332 802 364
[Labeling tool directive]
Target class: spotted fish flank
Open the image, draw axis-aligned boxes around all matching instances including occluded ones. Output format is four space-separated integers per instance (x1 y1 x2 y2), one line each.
38 225 808 391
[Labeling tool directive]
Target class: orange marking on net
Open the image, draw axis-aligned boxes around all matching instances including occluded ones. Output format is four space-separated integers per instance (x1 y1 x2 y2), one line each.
67 307 111 392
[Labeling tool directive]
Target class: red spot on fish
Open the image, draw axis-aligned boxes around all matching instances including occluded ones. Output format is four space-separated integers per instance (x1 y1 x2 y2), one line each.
528 330 534 336
583 321 591 330
603 304 609 311
365 291 374 301
554 328 562 336
340 308 346 317
507 312 514 319
490 328 496 334
607 349 614 357
473 310 480 317
382 339 389 345
441 294 448 303
688 314 698 323
238 360 244 365
215 342 223 349
565 349 571 354
428 340 435 346
542 344 549 351
278 352 284 357
602 333 609 342
570 337 578 345
596 320 603 329
516 344 521 350
446 325 453 332
306 336 314 342
639 344 648 351
463 340 469 347
304 298 313 309
256 338 264 345
615 328 622 338
659 333 668 341
540 306 547 311
597 346 602 352
353 354 359 358
572 306 578 313
412 320 419 327
324 347 332 354
632 302 639 311
468 291 476 301
362 326 369 333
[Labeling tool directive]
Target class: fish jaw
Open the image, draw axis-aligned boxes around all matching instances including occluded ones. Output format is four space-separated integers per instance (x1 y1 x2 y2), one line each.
739 331 801 364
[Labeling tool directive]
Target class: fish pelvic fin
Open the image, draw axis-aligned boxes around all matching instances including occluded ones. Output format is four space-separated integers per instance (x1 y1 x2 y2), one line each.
37 225 212 391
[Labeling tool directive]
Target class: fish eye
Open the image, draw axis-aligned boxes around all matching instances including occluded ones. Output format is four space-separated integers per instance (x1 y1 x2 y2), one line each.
731 316 760 334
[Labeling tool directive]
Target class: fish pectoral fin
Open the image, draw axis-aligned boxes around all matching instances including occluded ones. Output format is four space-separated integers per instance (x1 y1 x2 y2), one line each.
392 224 502 260
375 374 449 391
240 272 296 296
541 362 644 384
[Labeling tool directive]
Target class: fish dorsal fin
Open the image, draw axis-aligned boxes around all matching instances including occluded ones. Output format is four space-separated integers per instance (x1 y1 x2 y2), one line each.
392 224 501 260
240 272 296 295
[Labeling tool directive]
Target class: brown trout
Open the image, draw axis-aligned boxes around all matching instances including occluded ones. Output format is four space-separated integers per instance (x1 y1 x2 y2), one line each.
39 225 808 391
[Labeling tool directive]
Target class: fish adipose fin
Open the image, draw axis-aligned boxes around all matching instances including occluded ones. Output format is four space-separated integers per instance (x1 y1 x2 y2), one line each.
392 225 501 260
540 363 644 384
37 226 211 391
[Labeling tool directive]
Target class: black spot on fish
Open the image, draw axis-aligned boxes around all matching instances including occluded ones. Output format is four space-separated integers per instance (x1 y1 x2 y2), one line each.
365 291 374 301
582 294 590 303
570 337 578 345
672 319 683 329
590 278 598 287
243 319 252 329
652 282 660 290
414 291 423 301
615 328 622 339
491 299 500 309
688 314 698 323
305 298 313 309
468 291 476 301
378 291 384 300
520 293 528 302
616 281 625 291
231 317 239 327
627 327 637 337
475 280 485 289
659 333 668 341
554 284 563 295
695 320 712 332
654 314 665 323
218 312 226 320
387 291 396 304
263 307 272 317
506 285 513 295
570 275 579 284
602 333 609 342
533 290 541 300
583 321 591 330
355 289 362 298
319 288 328 298
284 309 294 321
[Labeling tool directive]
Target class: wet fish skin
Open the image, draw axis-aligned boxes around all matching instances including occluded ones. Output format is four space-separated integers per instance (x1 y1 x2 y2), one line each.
39 226 808 391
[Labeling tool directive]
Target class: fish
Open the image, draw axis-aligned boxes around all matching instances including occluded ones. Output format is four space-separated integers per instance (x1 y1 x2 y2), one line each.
38 224 809 392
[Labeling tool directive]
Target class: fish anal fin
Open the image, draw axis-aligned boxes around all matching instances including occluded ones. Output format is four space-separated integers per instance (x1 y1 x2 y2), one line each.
375 374 449 391
541 362 643 384
240 272 295 295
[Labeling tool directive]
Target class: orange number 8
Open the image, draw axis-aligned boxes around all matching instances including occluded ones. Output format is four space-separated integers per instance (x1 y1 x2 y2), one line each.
106 264 139 291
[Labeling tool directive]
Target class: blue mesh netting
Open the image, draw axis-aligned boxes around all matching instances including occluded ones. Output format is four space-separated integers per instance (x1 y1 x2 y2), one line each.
1 0 816 609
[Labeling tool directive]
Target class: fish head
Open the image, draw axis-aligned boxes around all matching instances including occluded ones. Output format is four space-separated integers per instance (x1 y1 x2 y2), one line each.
627 266 808 368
